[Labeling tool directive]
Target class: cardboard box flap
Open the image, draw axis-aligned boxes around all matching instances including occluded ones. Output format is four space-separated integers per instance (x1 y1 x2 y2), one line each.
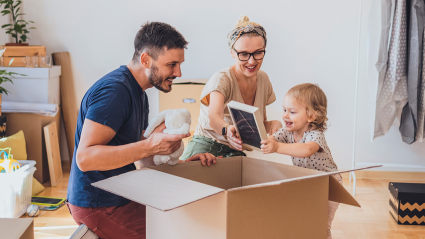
229 173 360 207
92 168 224 211
328 175 360 207
241 156 318 186
230 165 380 207
228 172 331 192
321 165 381 206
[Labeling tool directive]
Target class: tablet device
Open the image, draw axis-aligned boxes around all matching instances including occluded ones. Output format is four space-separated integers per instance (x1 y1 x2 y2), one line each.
31 196 66 207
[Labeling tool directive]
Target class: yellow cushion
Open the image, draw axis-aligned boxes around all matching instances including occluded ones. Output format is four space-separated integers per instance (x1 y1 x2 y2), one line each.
0 130 27 160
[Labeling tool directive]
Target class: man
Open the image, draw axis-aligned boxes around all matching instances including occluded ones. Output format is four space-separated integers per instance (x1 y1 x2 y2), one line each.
67 22 216 239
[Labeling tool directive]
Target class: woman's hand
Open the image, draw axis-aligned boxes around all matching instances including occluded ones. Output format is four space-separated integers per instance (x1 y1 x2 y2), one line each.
260 136 278 154
208 91 242 151
227 125 243 151
185 152 220 166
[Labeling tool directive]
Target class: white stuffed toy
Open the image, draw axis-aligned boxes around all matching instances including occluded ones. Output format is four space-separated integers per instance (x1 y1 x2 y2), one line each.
143 108 191 165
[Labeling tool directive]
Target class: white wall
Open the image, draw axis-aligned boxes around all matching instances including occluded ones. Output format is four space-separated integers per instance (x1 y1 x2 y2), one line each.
1 0 424 171
0 14 8 44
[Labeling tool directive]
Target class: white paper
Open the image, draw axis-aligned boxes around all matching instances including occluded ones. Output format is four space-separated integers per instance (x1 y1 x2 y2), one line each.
2 101 58 116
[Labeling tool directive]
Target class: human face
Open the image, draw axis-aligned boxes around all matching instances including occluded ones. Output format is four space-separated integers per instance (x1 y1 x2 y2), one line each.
148 48 184 92
231 35 265 78
282 95 314 135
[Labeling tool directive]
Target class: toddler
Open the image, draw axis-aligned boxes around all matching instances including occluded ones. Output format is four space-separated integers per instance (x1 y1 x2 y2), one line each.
261 83 340 239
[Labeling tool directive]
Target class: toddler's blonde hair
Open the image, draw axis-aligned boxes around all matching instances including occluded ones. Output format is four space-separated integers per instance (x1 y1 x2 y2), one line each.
287 83 328 131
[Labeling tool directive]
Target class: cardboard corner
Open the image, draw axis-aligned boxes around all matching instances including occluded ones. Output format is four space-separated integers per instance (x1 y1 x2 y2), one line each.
328 175 360 207
325 165 381 207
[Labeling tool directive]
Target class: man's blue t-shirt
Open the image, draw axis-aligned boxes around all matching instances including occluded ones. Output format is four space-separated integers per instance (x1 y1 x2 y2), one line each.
67 65 149 208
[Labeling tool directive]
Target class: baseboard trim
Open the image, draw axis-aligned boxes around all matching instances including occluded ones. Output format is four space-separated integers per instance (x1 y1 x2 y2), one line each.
355 162 425 172
354 170 425 181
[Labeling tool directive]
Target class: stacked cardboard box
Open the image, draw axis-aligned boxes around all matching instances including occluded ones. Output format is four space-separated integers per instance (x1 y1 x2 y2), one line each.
1 66 61 104
159 79 207 140
4 111 60 183
0 46 46 67
1 65 62 183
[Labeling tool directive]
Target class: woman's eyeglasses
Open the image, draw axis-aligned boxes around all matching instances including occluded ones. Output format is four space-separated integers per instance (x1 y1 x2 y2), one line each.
233 48 266 61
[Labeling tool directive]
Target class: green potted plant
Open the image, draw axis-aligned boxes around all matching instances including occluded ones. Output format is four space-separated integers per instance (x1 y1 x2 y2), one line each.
0 48 24 137
0 0 35 45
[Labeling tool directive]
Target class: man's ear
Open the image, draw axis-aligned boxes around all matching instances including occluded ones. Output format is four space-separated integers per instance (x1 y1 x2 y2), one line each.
140 52 152 68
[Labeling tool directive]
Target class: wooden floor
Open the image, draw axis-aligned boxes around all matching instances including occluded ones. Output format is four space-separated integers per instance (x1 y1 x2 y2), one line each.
29 170 77 239
333 175 425 239
30 167 425 239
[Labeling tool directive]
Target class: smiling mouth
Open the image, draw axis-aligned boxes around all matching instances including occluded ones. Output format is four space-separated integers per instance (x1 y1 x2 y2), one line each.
245 65 256 71
165 77 176 83
285 121 293 128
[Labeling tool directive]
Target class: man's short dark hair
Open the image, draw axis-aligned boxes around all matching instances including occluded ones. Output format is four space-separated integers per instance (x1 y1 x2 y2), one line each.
132 22 188 62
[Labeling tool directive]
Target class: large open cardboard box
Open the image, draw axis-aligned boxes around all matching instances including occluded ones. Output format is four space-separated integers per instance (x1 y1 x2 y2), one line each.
93 156 360 239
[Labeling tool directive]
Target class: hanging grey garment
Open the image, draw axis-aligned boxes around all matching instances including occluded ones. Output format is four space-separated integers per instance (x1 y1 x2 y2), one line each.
416 29 425 142
375 0 394 82
374 0 409 139
399 0 425 144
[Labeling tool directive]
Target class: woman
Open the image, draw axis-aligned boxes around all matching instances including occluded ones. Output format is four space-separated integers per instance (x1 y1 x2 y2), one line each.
181 16 282 160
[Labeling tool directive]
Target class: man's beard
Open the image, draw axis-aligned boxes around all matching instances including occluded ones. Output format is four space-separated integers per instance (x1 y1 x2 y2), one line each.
148 64 174 93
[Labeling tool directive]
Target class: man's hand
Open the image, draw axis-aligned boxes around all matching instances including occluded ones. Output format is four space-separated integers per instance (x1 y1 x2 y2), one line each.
185 153 219 166
153 122 166 134
261 136 278 154
227 125 243 151
141 122 166 140
147 132 190 155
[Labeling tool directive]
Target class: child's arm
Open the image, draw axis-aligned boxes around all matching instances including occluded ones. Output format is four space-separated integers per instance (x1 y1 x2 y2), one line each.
261 136 320 158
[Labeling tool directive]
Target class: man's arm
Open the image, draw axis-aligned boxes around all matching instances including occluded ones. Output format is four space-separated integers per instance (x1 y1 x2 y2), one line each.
76 119 187 172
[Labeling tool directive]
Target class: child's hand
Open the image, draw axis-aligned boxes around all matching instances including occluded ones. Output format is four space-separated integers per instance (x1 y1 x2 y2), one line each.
261 136 278 154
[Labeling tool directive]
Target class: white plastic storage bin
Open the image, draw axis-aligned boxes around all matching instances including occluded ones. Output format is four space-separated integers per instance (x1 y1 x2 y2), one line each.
0 160 36 218
0 66 61 104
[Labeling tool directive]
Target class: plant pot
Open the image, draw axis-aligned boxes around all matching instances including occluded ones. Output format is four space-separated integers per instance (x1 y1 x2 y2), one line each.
5 43 29 46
